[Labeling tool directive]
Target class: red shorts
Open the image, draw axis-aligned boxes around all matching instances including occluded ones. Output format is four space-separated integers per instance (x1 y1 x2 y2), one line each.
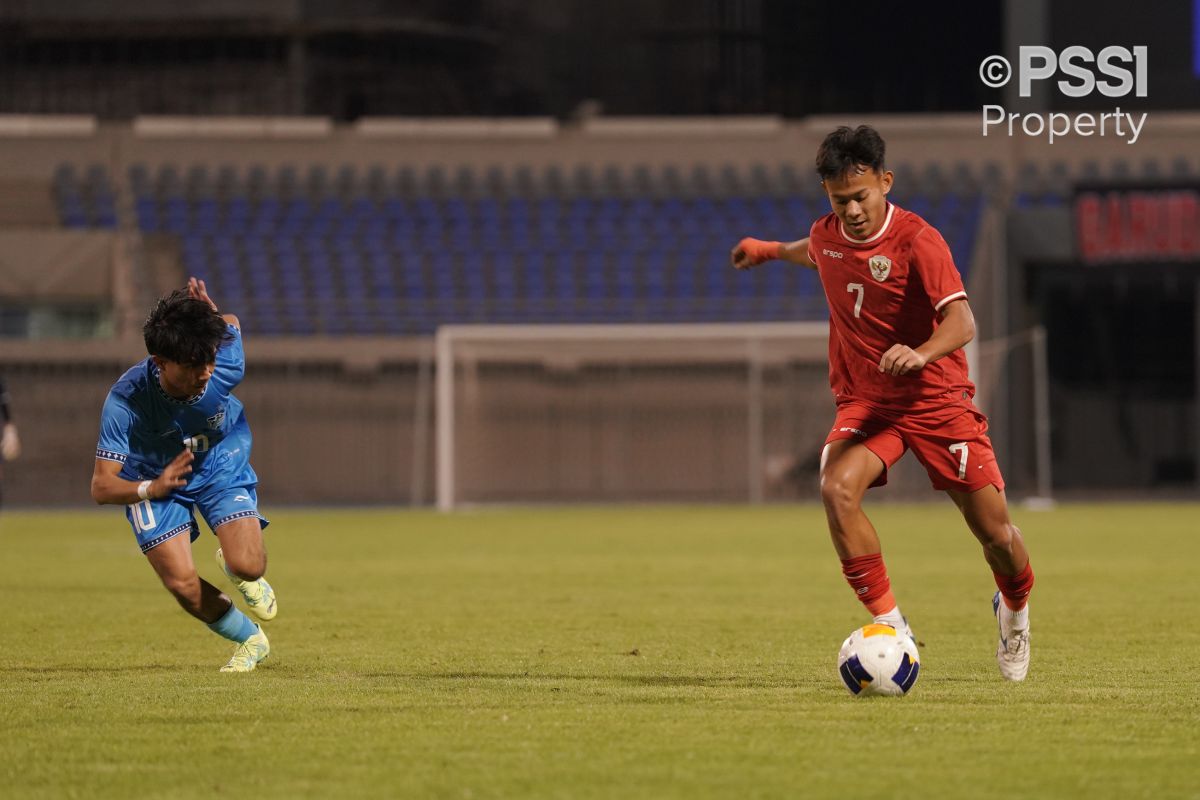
824 400 1006 493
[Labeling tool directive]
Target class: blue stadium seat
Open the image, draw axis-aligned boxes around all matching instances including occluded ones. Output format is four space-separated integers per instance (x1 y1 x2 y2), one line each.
54 160 991 332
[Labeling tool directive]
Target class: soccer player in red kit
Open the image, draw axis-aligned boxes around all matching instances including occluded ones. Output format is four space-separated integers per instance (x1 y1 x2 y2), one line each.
731 125 1033 681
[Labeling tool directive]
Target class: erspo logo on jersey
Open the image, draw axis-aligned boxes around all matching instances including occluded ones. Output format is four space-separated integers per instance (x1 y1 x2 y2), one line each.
978 46 1148 145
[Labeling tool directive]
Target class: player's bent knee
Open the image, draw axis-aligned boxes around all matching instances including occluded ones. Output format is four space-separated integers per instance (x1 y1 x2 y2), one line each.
820 473 862 518
161 574 202 611
225 552 266 582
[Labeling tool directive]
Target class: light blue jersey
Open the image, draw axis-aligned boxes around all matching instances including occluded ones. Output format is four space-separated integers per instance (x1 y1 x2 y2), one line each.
96 323 268 552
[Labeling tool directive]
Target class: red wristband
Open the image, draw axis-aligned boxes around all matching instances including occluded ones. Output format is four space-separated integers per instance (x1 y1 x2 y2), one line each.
738 238 783 265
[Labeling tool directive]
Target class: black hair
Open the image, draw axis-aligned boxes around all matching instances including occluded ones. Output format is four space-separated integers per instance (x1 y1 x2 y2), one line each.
816 125 887 182
143 288 230 365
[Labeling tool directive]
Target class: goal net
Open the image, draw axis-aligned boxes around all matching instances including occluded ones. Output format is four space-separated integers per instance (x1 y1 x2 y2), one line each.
434 322 1028 509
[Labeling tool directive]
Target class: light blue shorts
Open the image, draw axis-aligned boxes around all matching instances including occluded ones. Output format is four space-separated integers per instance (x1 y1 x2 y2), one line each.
126 481 269 554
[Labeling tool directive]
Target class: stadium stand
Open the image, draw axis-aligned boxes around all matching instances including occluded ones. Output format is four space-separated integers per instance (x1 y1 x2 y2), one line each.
57 161 985 335
53 163 118 229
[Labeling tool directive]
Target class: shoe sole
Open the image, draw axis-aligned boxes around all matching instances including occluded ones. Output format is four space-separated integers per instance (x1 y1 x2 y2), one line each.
220 652 269 673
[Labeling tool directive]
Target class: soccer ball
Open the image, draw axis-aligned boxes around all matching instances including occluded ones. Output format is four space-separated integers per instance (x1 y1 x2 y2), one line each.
837 623 921 697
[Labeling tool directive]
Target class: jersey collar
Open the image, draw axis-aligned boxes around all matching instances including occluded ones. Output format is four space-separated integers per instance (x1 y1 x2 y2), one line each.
839 202 895 245
150 361 207 406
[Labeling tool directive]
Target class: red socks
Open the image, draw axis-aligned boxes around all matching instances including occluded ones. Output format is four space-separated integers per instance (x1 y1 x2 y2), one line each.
994 562 1034 611
840 553 897 616
843 554 1033 615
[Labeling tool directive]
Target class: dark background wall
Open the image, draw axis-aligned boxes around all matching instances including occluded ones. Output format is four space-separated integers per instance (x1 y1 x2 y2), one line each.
0 0 1009 118
1007 206 1198 493
5 0 1197 118
1047 0 1199 111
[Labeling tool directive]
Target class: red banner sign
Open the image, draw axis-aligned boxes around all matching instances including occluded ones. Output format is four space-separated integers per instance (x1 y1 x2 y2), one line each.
1074 187 1200 264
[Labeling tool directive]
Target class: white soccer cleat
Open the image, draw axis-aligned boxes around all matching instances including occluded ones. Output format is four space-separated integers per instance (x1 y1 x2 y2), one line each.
215 547 277 621
874 612 923 649
993 591 1030 681
897 617 924 649
219 626 270 673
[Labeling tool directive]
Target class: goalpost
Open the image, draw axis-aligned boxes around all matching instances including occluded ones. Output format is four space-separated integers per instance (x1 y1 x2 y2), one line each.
434 323 1049 510
436 322 830 510
975 325 1055 509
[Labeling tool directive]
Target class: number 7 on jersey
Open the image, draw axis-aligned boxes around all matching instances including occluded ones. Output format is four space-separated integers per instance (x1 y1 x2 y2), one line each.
847 283 864 318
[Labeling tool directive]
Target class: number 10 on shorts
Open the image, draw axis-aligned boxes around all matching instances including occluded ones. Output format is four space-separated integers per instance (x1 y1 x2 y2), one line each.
129 499 156 531
949 443 969 480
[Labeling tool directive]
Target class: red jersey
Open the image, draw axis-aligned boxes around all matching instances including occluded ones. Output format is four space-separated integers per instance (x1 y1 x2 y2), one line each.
806 203 974 412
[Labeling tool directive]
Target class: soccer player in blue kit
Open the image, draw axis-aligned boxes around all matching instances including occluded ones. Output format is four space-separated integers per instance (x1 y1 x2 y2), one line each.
91 277 277 672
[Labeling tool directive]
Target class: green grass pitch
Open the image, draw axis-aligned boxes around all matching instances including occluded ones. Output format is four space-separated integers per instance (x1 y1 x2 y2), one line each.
1 503 1197 799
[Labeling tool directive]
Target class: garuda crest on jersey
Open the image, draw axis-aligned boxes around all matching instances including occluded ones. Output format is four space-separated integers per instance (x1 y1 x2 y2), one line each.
207 406 226 429
868 254 892 282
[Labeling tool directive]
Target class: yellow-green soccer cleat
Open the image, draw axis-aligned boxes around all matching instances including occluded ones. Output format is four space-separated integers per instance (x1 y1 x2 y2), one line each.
215 547 278 621
220 626 270 673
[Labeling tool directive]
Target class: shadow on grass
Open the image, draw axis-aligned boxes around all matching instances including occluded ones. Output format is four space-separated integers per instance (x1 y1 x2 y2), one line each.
376 671 815 690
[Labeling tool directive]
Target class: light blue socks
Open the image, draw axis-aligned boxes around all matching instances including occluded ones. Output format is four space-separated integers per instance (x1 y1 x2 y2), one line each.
207 603 258 643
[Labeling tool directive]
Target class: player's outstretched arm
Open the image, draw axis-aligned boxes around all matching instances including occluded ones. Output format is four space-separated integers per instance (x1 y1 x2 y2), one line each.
878 299 976 376
90 449 193 505
187 276 240 331
731 237 817 270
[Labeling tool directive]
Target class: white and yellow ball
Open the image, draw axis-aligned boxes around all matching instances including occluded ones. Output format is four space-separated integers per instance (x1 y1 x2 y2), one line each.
837 623 920 697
